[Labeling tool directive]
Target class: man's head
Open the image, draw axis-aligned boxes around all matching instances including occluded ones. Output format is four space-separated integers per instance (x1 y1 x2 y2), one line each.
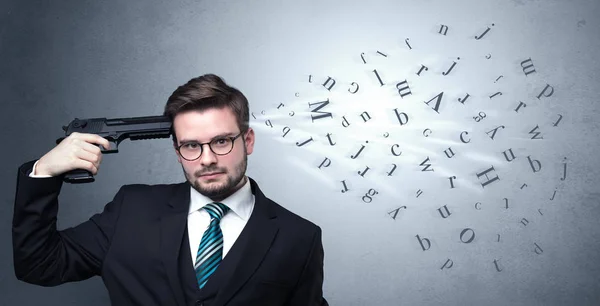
163 74 255 201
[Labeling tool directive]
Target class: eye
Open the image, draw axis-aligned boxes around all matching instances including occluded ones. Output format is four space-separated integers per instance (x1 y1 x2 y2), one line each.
212 138 230 147
183 142 200 149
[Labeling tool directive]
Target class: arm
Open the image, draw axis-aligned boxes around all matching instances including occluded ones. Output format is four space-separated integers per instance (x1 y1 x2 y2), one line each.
12 160 124 286
285 226 329 306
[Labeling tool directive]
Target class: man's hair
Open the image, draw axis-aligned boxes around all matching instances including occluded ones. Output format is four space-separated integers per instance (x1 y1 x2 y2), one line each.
163 74 249 145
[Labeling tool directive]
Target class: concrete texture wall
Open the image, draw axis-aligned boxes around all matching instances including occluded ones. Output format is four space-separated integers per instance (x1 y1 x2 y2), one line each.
1 0 599 305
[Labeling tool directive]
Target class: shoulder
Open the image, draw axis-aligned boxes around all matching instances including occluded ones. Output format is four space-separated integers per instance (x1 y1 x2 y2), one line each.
112 181 188 207
250 178 321 230
269 199 321 233
118 181 185 194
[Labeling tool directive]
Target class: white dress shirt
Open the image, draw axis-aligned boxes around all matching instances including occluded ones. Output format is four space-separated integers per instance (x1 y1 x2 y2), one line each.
29 160 256 266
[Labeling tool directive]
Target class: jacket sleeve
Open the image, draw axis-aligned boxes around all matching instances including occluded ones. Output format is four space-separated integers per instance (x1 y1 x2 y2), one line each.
285 226 329 306
12 160 125 286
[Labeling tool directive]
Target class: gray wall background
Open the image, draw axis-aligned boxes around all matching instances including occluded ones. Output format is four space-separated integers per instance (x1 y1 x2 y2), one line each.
1 0 599 305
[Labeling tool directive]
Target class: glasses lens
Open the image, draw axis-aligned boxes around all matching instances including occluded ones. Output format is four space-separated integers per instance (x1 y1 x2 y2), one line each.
180 143 202 160
210 138 233 155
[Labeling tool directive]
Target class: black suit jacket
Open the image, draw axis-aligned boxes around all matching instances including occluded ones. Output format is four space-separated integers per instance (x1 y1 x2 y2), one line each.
12 160 329 306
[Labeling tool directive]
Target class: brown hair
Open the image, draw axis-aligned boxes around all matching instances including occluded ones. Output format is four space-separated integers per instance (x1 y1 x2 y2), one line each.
163 74 249 144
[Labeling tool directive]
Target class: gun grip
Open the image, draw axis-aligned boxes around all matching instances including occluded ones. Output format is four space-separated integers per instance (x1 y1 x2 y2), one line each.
63 169 95 184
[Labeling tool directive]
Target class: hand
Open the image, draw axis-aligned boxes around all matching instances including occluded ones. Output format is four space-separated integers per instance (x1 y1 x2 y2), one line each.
35 132 112 177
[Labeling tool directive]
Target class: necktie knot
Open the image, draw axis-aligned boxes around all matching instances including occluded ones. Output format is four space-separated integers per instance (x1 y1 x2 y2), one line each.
203 202 230 222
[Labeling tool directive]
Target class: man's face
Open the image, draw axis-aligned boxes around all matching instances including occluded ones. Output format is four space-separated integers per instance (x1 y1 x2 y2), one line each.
173 108 254 201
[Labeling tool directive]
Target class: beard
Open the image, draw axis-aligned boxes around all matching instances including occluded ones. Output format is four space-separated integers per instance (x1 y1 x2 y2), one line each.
184 149 248 201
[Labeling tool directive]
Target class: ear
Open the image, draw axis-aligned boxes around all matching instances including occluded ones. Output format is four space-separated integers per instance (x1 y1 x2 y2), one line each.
244 127 255 155
173 143 182 164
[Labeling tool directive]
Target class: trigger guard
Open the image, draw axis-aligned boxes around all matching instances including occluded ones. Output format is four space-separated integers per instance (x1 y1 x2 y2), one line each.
100 140 119 153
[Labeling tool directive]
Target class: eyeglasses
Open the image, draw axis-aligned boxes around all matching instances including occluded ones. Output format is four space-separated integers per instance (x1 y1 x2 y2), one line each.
176 131 244 161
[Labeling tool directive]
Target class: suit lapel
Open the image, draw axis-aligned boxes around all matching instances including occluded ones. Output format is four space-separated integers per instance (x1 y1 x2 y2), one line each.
159 182 190 306
212 178 279 306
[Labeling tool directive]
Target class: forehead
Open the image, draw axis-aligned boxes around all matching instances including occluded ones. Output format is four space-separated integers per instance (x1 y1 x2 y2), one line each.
173 108 239 141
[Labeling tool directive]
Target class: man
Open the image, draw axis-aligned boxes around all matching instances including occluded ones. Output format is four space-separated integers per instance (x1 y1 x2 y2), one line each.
12 74 329 306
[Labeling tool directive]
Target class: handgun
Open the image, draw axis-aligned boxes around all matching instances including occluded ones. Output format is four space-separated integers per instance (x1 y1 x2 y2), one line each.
56 115 172 183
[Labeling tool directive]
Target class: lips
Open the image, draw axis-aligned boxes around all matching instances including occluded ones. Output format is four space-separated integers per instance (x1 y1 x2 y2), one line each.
200 172 223 178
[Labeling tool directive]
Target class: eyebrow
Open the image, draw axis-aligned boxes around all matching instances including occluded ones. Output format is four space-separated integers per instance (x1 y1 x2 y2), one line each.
178 132 238 144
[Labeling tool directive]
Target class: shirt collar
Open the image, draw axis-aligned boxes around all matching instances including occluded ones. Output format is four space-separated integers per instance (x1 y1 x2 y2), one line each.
188 176 254 221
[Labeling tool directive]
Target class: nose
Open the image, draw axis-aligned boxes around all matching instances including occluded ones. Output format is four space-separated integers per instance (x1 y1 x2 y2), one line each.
198 143 218 166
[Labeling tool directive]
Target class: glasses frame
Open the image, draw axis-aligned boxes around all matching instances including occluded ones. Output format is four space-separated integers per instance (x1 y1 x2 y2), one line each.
176 131 245 161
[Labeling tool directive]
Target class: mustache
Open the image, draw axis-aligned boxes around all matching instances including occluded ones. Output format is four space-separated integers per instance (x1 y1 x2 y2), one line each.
195 167 226 177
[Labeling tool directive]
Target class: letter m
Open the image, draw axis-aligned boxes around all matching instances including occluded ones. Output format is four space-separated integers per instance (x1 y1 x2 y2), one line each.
520 57 536 76
309 99 333 122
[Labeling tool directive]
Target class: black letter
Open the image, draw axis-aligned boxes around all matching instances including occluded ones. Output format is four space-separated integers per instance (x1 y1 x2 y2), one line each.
449 176 457 188
476 166 500 188
387 164 398 176
458 93 470 104
442 57 460 76
460 228 475 243
416 64 429 76
393 109 409 125
475 23 494 40
358 166 371 177
341 180 349 193
514 101 527 113
373 69 385 86
388 206 407 220
438 205 451 218
520 58 536 76
424 92 444 114
537 84 554 100
553 114 563 127
360 111 372 123
529 125 543 139
460 131 471 143
318 157 331 169
322 76 336 91
391 144 402 156
296 137 314 147
420 157 434 172
348 82 359 94
309 99 333 121
441 259 453 270
527 155 542 173
396 80 412 98
486 125 505 140
502 148 517 162
444 147 456 158
326 133 336 146
493 259 503 272
534 243 543 254
351 141 368 159
438 24 449 35
416 234 431 251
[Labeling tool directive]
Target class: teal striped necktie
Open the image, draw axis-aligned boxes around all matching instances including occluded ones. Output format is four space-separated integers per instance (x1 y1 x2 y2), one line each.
195 202 230 289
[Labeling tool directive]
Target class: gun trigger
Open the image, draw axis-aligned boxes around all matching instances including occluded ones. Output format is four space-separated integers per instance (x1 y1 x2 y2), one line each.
101 140 119 153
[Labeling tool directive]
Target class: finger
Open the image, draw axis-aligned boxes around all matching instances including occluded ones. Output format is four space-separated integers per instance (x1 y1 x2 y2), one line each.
73 133 112 151
80 141 103 155
75 148 101 169
75 159 99 175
